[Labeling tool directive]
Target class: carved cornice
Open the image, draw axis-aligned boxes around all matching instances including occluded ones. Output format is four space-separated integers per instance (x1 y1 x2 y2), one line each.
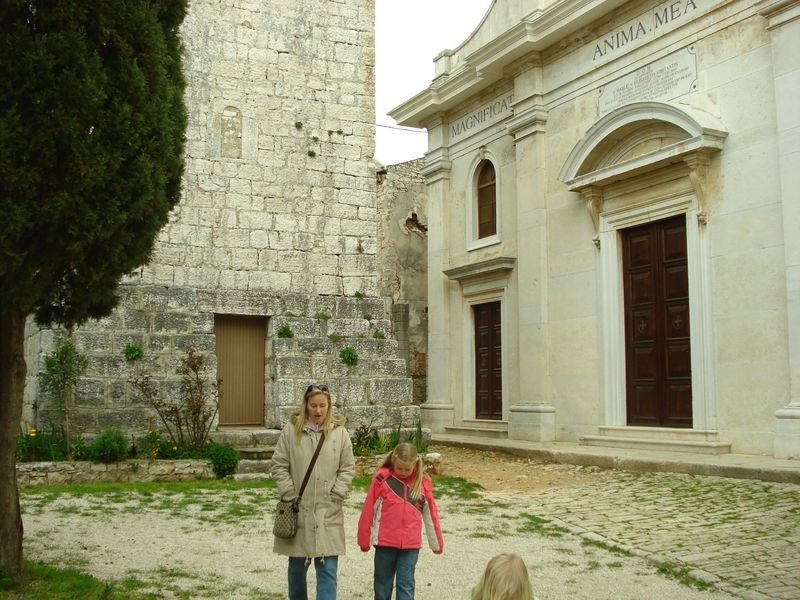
443 257 516 283
506 104 548 142
758 0 800 28
420 160 452 184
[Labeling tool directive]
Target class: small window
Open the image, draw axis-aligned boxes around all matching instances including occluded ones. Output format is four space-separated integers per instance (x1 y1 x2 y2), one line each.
477 161 496 239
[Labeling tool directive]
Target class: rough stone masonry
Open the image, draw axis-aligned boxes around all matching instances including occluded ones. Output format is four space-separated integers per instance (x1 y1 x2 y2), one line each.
22 0 421 438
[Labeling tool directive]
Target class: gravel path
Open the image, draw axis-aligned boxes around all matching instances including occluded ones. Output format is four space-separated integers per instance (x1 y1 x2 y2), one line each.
20 481 737 600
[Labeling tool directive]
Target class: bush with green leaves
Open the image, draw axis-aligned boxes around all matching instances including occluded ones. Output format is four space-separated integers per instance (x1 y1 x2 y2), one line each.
38 338 88 457
204 443 240 479
276 324 294 338
122 343 144 361
16 425 68 462
339 347 358 366
414 420 427 454
87 428 129 463
129 349 221 452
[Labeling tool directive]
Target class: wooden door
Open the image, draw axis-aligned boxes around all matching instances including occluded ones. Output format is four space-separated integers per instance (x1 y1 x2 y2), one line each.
622 216 692 428
474 301 502 420
215 314 266 426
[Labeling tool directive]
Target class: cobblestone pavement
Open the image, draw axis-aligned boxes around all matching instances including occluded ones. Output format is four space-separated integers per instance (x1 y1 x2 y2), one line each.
508 466 800 599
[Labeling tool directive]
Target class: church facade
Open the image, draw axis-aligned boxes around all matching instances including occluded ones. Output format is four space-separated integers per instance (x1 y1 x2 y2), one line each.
392 0 800 458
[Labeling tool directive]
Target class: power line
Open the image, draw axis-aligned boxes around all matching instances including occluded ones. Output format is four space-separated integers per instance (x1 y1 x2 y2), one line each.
376 123 426 133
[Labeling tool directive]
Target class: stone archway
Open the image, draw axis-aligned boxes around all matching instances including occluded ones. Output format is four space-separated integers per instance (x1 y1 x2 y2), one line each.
559 101 728 443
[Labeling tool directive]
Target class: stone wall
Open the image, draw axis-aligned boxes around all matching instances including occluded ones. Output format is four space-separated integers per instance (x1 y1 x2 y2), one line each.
376 159 428 404
16 459 214 486
22 0 419 438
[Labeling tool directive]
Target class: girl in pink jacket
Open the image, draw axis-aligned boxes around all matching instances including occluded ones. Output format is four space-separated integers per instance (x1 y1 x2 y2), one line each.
358 442 444 600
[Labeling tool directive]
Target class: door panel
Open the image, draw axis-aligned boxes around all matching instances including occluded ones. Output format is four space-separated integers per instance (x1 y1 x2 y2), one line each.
215 314 266 426
622 216 692 428
474 301 502 420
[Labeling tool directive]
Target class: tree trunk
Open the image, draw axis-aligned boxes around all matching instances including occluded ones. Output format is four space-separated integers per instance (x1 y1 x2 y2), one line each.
0 307 26 576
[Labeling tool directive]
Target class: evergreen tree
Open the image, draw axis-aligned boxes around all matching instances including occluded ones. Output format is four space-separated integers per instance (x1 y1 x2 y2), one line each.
0 0 187 574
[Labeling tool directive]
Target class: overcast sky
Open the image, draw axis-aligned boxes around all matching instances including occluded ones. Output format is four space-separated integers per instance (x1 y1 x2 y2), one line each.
374 0 493 166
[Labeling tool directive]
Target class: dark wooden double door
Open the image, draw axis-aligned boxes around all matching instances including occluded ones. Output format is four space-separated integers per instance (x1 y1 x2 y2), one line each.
622 216 693 428
474 301 502 420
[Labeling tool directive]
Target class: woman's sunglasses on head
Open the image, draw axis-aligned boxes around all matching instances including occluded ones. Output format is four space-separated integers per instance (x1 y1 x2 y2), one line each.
306 384 329 393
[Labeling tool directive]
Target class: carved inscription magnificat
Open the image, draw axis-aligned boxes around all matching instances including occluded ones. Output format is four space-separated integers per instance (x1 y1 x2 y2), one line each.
599 47 697 114
450 93 513 141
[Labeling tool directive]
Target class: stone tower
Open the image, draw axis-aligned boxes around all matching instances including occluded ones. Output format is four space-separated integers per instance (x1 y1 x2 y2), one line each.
23 0 420 437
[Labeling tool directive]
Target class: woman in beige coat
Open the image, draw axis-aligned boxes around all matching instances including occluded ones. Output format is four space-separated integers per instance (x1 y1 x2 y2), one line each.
271 384 355 600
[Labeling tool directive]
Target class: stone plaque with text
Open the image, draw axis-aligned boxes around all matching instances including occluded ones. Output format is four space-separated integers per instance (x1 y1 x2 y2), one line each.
598 46 697 115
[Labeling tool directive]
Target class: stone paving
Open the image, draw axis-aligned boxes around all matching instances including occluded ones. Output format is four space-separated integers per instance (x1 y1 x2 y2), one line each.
512 466 800 599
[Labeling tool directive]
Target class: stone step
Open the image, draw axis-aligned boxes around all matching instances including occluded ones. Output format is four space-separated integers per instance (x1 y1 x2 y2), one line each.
236 458 273 474
580 435 732 454
595 426 723 443
237 446 274 460
444 425 509 440
232 472 272 482
209 429 281 448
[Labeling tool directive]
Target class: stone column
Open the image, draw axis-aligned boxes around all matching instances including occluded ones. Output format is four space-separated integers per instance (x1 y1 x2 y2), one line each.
419 118 455 433
760 0 800 458
506 96 555 441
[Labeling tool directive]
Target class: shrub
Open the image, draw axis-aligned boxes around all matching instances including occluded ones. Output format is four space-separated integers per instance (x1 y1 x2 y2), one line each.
87 428 129 463
339 347 358 366
16 425 67 462
138 430 189 459
414 420 427 454
129 349 221 452
122 343 144 361
276 324 294 338
38 338 88 456
352 422 379 456
204 443 240 479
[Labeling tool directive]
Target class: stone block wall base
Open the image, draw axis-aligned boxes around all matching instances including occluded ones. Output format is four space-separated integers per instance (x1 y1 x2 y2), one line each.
774 406 800 459
420 403 455 433
508 404 556 442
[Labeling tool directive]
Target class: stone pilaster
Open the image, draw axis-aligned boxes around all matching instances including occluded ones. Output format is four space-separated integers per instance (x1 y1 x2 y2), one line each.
760 0 800 458
419 118 455 432
506 99 555 441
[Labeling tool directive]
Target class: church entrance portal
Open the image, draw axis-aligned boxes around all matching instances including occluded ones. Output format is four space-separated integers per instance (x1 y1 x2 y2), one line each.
622 216 693 428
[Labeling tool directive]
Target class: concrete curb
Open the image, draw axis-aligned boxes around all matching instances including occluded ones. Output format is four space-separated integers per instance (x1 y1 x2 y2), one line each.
430 435 800 485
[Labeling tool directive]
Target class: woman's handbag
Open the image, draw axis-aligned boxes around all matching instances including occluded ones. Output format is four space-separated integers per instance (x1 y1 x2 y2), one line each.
272 432 326 539
273 499 299 538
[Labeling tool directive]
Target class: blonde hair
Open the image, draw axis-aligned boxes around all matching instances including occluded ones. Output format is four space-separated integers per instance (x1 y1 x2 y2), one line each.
377 442 425 499
290 385 345 440
471 553 534 600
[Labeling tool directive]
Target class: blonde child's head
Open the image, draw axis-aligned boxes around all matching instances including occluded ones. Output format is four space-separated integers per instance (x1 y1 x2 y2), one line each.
379 442 425 499
471 553 534 600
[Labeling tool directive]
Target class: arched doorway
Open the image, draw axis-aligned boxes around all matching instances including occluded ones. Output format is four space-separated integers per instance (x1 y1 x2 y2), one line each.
559 102 727 435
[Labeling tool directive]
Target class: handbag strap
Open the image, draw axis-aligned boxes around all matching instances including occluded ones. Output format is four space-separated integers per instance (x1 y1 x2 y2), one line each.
294 431 326 507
